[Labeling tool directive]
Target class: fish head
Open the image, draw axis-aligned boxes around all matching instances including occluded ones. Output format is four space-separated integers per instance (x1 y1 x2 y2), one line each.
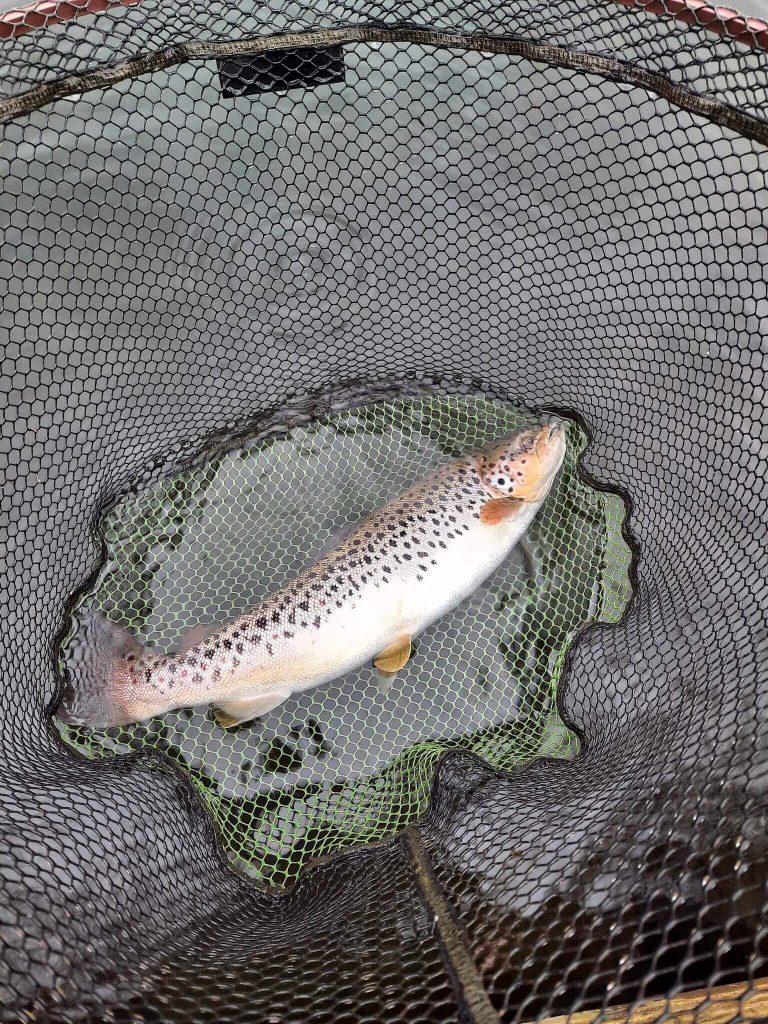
475 421 567 502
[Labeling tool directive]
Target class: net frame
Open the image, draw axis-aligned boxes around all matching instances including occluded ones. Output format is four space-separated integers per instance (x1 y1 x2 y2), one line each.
1 0 767 1020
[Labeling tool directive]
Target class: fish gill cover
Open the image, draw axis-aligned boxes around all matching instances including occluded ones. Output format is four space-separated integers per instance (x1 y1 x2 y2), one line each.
58 391 631 887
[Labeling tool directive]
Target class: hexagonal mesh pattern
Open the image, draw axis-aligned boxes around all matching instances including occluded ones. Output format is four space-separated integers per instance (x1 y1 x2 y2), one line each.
2 2 768 1020
59 393 630 885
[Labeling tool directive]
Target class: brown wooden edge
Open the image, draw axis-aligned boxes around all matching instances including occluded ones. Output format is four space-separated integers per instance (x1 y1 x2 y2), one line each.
528 976 768 1024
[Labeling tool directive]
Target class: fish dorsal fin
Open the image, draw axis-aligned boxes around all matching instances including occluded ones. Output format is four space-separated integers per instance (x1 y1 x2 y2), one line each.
373 635 412 674
480 497 523 525
214 690 292 729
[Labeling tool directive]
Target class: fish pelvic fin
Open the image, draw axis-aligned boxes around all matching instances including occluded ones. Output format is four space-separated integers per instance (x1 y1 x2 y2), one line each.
214 690 292 729
374 635 412 674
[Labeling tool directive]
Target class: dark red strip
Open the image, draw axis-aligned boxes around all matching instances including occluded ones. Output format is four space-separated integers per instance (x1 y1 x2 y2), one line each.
0 0 766 51
610 0 768 49
0 0 143 40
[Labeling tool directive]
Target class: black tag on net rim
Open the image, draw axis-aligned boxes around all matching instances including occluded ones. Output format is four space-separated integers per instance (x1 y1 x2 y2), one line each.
218 45 346 98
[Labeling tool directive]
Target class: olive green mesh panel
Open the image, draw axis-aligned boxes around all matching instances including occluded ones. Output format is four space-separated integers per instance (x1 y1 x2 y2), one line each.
59 392 630 886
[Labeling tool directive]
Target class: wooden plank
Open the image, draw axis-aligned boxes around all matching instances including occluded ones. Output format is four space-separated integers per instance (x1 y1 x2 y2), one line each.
530 977 768 1024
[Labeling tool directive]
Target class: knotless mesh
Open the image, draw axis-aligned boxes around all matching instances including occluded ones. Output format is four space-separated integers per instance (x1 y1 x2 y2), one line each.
60 393 630 885
1 1 767 1021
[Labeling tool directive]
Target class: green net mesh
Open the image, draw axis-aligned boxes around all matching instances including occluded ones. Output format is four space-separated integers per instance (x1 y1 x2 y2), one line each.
59 392 631 886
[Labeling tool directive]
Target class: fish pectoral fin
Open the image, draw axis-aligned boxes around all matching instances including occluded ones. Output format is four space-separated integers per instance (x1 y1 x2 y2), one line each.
480 497 524 525
374 635 412 674
213 690 292 729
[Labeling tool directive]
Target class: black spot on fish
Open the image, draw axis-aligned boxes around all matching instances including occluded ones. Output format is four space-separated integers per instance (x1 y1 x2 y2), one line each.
439 540 447 549
313 616 321 629
266 642 274 656
222 639 233 651
299 600 309 611
364 555 372 564
283 630 294 638
403 554 412 561
192 673 203 684
255 617 267 630
382 565 392 574
204 648 214 659
271 611 280 623
288 609 296 625
236 643 244 654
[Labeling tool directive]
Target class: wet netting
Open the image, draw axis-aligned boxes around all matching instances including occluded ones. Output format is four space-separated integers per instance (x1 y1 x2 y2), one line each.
0 1 767 1022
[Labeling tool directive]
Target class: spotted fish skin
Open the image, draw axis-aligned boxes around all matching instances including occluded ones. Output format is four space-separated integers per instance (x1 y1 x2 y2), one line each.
58 422 566 728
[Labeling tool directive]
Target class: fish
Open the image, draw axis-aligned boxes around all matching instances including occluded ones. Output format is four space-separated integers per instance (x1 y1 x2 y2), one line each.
57 421 567 730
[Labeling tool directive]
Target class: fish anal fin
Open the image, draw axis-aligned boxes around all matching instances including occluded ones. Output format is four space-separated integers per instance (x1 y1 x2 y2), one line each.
213 690 292 729
480 497 523 525
373 635 412 674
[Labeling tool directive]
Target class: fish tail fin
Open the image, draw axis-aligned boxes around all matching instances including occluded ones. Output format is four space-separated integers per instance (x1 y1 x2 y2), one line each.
56 611 146 729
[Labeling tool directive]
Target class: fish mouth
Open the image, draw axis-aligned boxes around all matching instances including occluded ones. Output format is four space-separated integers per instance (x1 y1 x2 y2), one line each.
533 421 563 456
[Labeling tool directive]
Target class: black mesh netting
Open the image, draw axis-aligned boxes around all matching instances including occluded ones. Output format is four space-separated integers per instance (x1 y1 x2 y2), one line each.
1 0 768 1021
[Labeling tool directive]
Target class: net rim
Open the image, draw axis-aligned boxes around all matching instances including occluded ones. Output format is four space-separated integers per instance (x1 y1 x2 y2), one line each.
2 21 768 143
1 0 767 49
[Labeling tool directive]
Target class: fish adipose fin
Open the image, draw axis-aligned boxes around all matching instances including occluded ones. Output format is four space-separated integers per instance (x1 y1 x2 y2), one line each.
374 635 412 674
480 497 523 525
214 690 292 729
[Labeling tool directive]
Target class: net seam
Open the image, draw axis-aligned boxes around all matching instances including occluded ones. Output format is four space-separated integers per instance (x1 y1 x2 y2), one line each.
1 24 767 144
405 828 500 1024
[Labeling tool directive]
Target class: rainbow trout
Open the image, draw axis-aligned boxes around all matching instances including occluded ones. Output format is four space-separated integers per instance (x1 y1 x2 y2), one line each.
58 422 566 730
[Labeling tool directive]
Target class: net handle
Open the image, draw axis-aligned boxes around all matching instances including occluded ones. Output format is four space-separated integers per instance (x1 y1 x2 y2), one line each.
0 0 767 48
